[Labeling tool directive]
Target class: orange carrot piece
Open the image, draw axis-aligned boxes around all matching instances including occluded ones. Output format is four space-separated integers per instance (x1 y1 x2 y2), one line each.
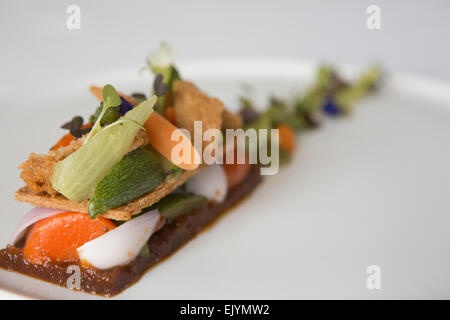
222 148 250 189
50 123 93 151
164 106 176 124
144 112 199 171
50 132 74 151
23 212 116 264
276 124 296 155
223 162 250 190
89 86 199 170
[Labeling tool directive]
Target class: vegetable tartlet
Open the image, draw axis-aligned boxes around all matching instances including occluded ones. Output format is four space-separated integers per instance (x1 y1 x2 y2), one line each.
0 43 381 296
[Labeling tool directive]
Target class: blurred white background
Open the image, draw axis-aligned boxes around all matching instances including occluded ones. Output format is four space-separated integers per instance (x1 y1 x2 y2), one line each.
1 0 449 98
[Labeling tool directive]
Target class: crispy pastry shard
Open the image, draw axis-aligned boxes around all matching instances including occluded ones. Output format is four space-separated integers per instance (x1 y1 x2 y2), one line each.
172 80 241 132
173 80 224 144
222 109 243 130
15 168 200 221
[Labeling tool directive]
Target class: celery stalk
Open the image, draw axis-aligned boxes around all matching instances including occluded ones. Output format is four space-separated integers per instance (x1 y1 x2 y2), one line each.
51 96 157 202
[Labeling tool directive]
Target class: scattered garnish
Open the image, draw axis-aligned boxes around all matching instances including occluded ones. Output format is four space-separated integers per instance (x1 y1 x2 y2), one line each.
238 64 381 167
60 116 92 138
322 99 341 116
119 96 135 115
61 116 83 131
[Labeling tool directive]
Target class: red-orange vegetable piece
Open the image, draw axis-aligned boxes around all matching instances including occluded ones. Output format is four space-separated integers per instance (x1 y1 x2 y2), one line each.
164 106 176 124
222 148 250 189
276 124 296 155
50 123 92 151
23 212 116 264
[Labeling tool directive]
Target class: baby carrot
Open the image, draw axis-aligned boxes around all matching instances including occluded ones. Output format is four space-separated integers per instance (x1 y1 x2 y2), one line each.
23 212 116 264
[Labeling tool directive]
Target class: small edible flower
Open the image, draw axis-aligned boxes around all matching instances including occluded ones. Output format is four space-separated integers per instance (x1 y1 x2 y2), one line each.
119 96 134 115
147 42 178 70
322 99 341 116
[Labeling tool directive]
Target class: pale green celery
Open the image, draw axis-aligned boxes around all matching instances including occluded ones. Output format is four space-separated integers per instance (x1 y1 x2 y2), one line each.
51 96 157 202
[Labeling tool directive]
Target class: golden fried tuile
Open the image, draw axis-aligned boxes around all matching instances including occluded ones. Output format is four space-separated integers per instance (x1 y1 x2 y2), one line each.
173 80 224 148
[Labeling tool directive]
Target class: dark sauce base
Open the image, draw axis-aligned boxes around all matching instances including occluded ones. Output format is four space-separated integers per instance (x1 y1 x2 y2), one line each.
0 166 262 297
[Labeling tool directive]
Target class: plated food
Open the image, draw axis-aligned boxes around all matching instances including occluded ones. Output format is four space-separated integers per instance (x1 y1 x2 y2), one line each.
0 43 381 296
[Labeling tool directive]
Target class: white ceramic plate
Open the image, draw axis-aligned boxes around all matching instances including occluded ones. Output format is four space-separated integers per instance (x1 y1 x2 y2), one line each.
1 59 450 299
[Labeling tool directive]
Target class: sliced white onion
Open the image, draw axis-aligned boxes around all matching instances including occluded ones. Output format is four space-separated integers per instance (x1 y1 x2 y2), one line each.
10 207 65 245
77 210 163 269
185 164 228 202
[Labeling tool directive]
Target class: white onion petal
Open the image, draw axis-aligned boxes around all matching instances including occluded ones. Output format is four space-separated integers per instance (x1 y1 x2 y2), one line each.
10 207 65 245
186 164 228 202
77 210 163 269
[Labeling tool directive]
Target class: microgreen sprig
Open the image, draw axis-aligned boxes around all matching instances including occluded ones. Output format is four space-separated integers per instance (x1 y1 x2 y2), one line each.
84 84 122 144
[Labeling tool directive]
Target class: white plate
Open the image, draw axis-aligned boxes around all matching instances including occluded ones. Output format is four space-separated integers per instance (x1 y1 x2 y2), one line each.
1 59 450 299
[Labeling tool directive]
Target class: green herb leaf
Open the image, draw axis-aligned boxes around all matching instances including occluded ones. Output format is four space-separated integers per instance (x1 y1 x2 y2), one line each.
102 84 122 107
85 84 122 144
